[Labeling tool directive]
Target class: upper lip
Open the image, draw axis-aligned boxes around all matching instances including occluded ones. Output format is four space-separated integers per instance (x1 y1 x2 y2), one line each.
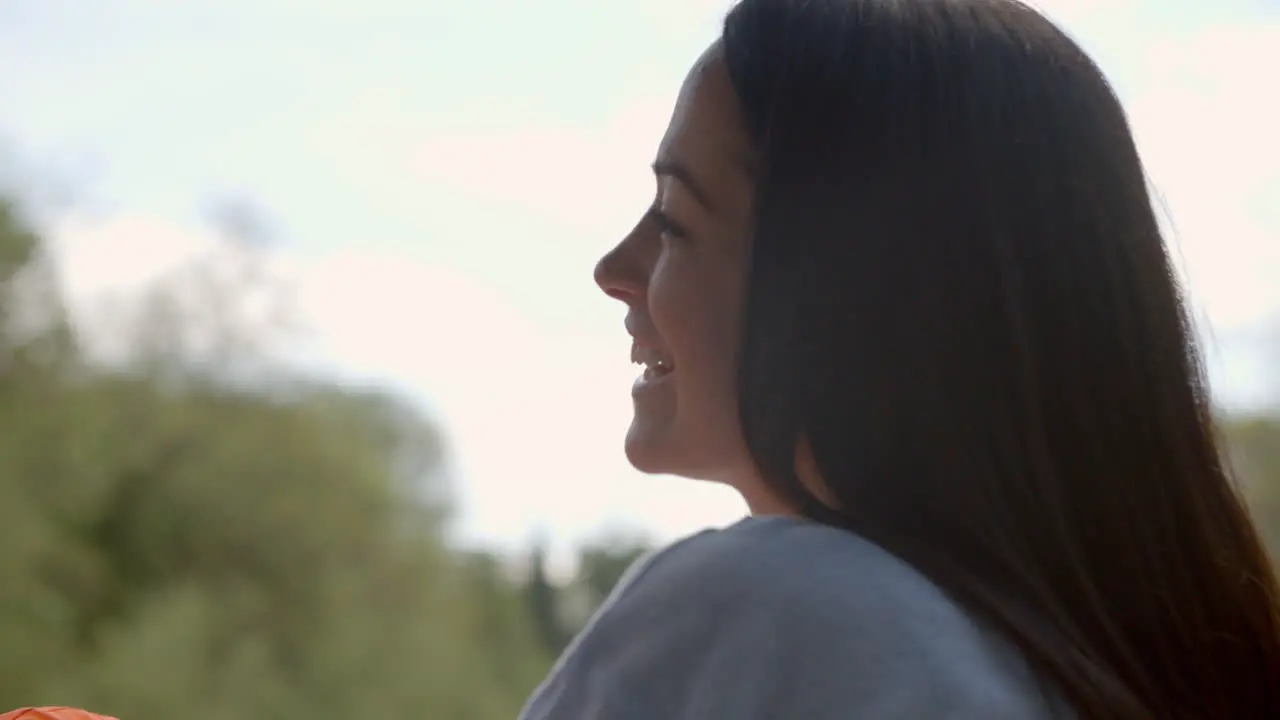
624 315 653 347
624 314 644 340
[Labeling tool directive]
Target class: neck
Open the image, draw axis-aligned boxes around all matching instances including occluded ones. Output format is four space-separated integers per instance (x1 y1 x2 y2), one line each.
737 481 802 518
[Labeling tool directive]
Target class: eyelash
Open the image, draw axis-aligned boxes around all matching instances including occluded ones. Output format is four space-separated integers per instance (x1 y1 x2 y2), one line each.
646 207 689 241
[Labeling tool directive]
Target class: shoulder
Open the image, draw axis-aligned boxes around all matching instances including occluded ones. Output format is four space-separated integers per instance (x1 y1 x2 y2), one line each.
632 514 979 640
599 516 1068 718
641 514 957 613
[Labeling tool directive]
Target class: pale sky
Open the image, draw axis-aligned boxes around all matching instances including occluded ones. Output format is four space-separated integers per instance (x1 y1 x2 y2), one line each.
1 0 1277 562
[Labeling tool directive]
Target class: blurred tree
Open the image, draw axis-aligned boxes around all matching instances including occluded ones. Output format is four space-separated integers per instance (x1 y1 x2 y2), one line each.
0 194 551 720
524 537 569 657
531 534 655 643
574 535 650 611
1226 416 1280 561
1223 318 1280 562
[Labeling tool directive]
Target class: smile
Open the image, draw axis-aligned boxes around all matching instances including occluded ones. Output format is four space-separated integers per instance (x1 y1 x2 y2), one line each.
631 340 675 392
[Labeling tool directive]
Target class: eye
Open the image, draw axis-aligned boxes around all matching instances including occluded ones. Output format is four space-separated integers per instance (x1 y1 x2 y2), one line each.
645 207 690 242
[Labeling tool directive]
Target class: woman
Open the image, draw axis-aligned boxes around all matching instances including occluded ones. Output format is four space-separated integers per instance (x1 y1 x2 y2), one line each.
521 0 1280 717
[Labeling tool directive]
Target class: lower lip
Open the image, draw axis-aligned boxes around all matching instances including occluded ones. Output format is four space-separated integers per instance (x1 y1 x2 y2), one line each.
632 366 674 395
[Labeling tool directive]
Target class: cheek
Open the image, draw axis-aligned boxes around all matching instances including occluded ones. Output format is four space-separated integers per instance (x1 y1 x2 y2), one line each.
649 248 744 410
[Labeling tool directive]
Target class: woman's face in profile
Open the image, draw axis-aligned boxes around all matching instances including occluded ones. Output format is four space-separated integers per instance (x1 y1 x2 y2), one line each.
594 46 760 488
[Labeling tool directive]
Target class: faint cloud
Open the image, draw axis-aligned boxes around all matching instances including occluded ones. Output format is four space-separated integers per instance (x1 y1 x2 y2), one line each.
52 214 221 298
407 93 676 240
1027 0 1146 26
1128 21 1280 332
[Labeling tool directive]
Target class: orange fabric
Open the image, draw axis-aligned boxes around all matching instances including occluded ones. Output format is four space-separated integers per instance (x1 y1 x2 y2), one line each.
1 708 118 720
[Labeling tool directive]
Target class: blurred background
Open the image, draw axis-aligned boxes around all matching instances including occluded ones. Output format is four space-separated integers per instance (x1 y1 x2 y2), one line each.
0 0 1276 718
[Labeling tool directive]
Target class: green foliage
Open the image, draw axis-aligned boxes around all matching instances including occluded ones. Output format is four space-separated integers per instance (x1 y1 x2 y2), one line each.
574 536 650 611
0 199 553 720
521 534 655 655
1225 416 1280 561
524 540 570 657
0 198 37 285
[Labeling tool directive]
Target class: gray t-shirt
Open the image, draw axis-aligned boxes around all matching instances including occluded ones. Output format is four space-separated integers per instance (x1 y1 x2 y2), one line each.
519 515 1071 719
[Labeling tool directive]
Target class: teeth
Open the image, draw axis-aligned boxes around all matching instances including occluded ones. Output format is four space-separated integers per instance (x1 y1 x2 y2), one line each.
630 340 674 371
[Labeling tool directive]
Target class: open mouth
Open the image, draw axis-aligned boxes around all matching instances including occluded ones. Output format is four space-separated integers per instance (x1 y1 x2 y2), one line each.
631 340 675 384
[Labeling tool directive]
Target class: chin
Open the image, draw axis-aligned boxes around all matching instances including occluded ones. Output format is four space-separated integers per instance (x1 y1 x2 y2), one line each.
623 420 687 476
623 425 724 484
623 430 670 475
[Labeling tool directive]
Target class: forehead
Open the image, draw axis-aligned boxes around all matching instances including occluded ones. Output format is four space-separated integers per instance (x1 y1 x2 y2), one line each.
656 50 753 186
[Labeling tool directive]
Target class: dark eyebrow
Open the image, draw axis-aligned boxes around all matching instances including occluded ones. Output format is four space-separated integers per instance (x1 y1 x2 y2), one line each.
652 159 715 213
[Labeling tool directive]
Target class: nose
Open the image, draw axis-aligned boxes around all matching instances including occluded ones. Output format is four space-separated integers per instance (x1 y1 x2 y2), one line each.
593 237 645 304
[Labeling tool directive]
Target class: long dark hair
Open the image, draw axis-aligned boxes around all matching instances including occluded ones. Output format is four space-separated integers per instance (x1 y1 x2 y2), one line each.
722 0 1280 716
